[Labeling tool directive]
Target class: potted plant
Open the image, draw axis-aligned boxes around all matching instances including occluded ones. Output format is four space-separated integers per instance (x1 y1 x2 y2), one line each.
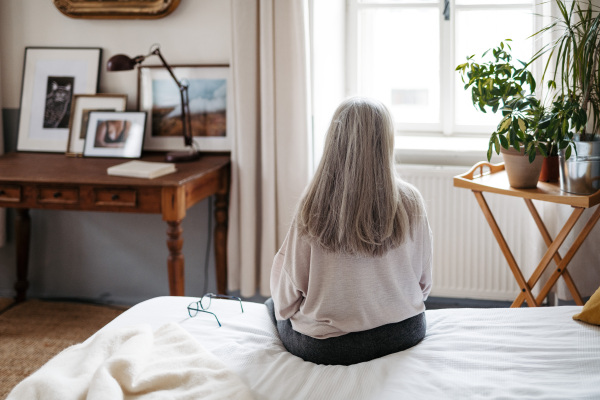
530 0 600 193
456 40 559 188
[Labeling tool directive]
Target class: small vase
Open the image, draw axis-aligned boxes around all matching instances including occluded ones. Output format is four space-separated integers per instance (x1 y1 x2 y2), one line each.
539 155 559 182
500 147 543 189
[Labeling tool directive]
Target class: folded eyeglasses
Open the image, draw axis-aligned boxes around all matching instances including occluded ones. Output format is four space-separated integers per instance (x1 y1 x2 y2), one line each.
187 293 244 327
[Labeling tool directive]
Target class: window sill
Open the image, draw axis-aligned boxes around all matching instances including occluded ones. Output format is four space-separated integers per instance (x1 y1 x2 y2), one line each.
394 135 503 167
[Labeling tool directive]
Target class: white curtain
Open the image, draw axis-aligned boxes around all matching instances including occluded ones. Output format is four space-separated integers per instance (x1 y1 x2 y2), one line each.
0 58 5 248
228 0 311 297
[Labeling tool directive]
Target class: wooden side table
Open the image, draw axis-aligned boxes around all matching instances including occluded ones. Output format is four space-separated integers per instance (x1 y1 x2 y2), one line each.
454 162 600 307
0 152 230 302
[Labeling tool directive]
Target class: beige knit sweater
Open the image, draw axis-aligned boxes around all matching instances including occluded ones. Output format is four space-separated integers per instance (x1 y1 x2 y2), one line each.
270 215 433 339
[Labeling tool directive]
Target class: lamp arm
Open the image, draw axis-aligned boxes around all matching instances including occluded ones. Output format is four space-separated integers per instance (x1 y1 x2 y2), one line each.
181 85 193 147
152 48 185 91
150 47 194 148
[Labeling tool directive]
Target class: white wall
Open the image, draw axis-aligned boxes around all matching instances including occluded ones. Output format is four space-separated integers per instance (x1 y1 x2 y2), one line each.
0 0 231 305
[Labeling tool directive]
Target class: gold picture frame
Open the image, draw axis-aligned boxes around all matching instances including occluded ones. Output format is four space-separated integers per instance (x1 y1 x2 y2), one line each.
52 0 181 20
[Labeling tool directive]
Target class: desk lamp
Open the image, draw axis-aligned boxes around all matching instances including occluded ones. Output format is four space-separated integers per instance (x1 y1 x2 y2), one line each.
107 44 200 162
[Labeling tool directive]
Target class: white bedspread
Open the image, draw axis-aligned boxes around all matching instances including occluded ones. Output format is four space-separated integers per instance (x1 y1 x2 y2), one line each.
7 322 253 400
100 297 600 400
19 296 600 400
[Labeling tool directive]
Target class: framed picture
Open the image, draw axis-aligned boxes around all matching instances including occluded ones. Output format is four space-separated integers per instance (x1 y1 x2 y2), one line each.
138 64 231 152
66 94 127 157
17 47 102 152
83 111 146 158
52 0 180 19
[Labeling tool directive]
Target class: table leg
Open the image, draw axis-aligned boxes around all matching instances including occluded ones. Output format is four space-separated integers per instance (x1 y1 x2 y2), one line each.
535 205 600 305
166 220 185 296
522 200 585 306
512 201 583 306
473 191 538 307
15 208 31 302
214 192 229 295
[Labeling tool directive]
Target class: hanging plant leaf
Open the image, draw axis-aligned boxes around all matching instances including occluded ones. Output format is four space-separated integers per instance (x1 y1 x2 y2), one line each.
565 144 572 160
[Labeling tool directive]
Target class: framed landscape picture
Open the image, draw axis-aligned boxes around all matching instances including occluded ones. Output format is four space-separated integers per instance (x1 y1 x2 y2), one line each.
138 64 231 152
66 94 127 156
83 111 146 158
17 47 102 152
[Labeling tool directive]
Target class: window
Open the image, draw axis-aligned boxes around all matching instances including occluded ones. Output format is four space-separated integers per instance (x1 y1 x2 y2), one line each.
347 0 542 137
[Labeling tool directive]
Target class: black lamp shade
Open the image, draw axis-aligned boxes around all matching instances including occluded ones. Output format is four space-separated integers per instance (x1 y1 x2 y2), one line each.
107 54 137 71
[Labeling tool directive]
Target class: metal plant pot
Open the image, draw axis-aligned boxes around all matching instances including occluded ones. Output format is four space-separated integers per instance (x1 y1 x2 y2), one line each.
559 140 600 195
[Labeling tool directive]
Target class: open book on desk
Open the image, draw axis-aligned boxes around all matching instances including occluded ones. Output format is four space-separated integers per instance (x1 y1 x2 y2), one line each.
107 160 177 179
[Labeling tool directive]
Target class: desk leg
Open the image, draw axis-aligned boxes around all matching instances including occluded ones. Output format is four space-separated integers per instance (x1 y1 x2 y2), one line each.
166 220 185 296
15 208 31 302
214 192 229 295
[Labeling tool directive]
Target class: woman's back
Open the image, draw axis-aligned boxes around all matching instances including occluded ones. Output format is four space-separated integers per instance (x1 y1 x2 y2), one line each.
271 211 432 339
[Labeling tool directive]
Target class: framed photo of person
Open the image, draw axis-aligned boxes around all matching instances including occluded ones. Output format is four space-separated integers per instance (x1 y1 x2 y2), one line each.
82 111 146 158
17 47 102 152
138 64 231 152
66 94 127 157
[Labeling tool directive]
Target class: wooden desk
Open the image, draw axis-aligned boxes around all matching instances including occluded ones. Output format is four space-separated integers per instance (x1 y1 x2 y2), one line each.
454 162 600 307
0 152 230 302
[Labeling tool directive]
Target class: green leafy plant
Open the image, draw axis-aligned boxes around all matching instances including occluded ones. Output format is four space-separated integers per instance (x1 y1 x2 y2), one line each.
456 40 559 162
530 0 600 140
541 91 588 159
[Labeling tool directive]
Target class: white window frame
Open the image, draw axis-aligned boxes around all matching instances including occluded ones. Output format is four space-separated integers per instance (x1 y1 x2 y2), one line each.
346 0 546 141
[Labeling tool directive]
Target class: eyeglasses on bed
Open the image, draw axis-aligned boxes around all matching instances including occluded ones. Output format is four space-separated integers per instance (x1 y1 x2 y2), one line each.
187 293 244 327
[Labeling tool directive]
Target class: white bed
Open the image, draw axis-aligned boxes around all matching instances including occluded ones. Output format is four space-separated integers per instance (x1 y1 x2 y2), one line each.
10 296 600 399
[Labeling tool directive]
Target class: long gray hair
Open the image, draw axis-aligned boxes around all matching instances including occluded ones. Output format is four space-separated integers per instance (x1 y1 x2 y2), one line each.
296 96 425 256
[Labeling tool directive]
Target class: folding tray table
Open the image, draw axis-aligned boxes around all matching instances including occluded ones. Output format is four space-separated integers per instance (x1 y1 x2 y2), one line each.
454 161 600 307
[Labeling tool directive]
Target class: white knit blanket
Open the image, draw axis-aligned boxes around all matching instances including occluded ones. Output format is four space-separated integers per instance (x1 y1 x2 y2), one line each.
7 322 254 400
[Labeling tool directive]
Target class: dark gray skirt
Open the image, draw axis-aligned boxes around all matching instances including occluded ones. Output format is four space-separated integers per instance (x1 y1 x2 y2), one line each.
265 298 426 366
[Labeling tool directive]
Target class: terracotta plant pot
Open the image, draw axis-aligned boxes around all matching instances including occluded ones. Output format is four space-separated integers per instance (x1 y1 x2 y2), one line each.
539 155 559 182
500 147 543 189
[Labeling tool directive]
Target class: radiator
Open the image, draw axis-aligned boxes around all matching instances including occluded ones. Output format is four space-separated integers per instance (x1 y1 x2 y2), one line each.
397 164 544 301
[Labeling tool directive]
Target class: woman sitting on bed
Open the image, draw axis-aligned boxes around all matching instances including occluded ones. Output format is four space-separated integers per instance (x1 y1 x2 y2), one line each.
265 96 433 365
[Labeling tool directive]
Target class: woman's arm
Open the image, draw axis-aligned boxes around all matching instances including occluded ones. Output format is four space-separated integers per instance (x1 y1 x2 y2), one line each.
420 218 433 300
269 225 310 320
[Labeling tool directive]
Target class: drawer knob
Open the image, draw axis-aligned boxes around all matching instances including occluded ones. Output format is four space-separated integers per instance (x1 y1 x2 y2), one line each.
0 190 5 196
53 192 62 198
111 194 120 201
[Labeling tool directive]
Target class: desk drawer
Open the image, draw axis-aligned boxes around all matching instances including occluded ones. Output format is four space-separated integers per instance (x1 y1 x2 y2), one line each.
0 184 22 202
38 187 79 205
94 188 137 207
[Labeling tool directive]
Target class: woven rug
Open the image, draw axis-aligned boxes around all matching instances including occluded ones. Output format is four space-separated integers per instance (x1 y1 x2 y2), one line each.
0 299 127 399
0 298 14 313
